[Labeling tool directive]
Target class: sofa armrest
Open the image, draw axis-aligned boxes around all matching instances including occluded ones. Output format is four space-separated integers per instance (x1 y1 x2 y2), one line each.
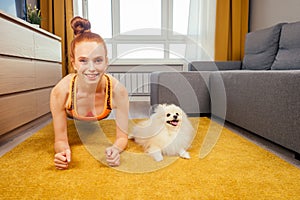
150 71 211 115
188 61 242 71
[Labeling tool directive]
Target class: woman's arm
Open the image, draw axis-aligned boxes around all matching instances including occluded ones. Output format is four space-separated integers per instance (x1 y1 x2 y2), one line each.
112 79 129 151
105 78 129 166
50 87 69 153
50 75 72 169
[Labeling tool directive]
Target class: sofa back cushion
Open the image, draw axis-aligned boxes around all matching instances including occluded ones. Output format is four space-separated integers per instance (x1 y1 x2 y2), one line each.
271 21 300 70
242 23 284 70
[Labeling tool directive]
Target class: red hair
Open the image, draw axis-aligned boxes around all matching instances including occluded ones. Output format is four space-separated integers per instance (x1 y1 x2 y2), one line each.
70 16 107 62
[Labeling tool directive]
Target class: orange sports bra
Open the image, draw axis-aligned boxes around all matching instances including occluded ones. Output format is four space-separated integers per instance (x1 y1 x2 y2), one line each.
66 74 112 121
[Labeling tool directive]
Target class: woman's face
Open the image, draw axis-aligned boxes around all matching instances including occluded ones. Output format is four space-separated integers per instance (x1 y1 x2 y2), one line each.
73 41 108 84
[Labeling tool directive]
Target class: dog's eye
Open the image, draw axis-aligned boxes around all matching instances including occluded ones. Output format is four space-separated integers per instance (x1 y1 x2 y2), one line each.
166 113 171 117
176 113 179 116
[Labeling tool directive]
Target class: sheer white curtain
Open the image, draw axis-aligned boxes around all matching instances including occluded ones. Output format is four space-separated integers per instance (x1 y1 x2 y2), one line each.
185 0 216 61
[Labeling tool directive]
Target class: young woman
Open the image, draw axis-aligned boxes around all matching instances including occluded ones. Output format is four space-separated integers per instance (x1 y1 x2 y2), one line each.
50 16 128 169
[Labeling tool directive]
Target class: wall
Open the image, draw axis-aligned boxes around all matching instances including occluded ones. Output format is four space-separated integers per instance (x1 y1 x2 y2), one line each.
250 0 300 31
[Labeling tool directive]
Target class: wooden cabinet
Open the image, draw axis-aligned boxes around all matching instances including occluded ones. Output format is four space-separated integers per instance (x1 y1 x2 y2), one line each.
0 12 62 137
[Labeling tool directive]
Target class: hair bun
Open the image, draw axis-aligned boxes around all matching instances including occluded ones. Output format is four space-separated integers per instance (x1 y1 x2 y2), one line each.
71 16 91 37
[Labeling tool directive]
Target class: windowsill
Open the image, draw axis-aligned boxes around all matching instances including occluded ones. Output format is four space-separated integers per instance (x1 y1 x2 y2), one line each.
108 58 188 65
108 59 189 72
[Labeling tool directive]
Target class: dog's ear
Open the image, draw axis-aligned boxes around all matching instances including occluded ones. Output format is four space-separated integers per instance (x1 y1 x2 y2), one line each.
149 104 163 116
154 104 164 113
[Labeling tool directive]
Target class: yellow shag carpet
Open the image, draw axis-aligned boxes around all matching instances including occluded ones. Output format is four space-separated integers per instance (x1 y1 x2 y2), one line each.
1 117 300 200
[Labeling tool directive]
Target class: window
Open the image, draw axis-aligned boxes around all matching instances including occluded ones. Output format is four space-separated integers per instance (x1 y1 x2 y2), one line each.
117 44 164 59
173 0 190 35
120 0 161 35
87 0 112 38
84 0 191 62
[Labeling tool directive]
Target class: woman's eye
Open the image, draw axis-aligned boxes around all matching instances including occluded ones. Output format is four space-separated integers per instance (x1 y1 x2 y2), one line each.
95 58 103 64
79 59 88 64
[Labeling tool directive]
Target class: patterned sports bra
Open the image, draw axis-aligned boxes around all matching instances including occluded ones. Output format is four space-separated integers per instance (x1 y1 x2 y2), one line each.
66 74 112 121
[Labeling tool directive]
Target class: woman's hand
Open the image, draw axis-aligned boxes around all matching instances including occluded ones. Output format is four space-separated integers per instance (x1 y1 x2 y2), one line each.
54 147 71 170
105 146 120 167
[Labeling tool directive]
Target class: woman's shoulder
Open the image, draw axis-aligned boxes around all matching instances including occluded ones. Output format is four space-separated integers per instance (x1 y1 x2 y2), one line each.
64 73 76 81
57 73 75 86
51 73 75 97
109 74 128 94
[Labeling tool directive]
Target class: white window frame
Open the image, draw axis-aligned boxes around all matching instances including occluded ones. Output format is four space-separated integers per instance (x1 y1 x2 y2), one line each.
81 0 190 64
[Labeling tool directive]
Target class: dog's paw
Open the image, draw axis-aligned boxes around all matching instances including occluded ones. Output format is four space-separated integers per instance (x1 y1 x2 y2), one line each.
179 150 191 159
149 151 164 162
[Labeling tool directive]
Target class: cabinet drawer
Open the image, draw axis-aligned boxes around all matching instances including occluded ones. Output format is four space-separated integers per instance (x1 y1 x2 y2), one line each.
0 57 35 95
0 18 34 58
36 88 52 116
0 88 52 135
34 32 62 62
35 61 62 87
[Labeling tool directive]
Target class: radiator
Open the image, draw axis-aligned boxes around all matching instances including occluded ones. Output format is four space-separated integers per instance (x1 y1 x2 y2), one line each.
109 72 150 96
107 64 184 96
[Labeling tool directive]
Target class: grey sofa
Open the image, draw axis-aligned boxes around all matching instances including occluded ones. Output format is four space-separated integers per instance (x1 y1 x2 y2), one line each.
150 21 300 158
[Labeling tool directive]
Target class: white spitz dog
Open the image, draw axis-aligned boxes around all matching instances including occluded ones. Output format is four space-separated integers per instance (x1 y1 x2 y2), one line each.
131 104 195 162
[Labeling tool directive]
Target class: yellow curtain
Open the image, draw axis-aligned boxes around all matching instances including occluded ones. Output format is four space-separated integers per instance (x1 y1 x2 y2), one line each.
40 0 74 76
214 0 249 61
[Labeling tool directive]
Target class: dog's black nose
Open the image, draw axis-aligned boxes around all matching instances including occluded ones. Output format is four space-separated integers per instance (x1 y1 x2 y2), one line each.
173 115 178 119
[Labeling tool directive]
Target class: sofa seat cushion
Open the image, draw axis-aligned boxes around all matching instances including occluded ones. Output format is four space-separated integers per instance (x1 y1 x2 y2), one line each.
209 70 300 154
242 23 285 70
271 21 300 70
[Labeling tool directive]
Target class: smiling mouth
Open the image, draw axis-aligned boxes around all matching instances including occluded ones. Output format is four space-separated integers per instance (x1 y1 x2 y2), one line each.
167 120 179 126
84 73 99 79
